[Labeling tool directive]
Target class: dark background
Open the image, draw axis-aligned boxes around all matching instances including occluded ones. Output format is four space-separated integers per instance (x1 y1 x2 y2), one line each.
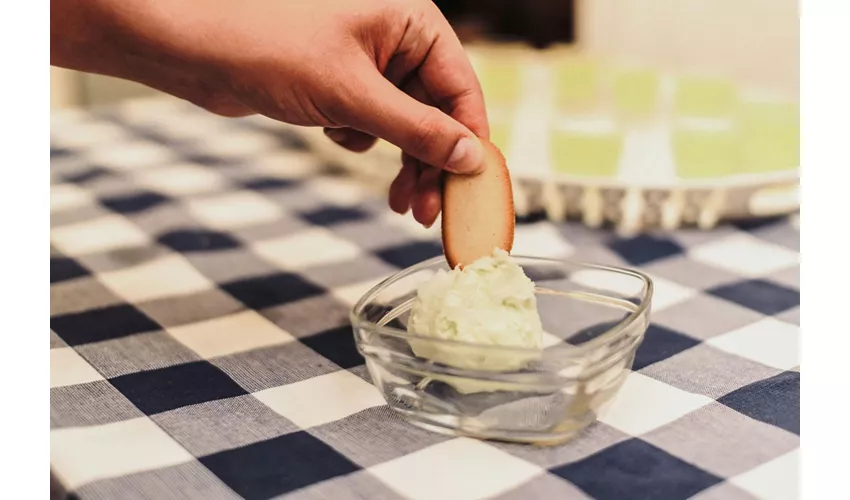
432 0 576 48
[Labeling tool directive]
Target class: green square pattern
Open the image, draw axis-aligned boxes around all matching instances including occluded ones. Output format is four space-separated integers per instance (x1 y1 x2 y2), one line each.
552 58 600 112
614 68 661 119
478 60 522 106
673 125 740 179
550 129 623 177
739 101 800 173
674 76 738 118
489 122 512 154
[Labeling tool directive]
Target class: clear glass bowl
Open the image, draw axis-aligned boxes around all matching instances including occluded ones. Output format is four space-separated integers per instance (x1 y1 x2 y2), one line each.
350 255 653 446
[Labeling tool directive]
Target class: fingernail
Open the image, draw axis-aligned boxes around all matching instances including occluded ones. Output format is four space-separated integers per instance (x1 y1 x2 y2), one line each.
324 128 348 143
446 137 484 174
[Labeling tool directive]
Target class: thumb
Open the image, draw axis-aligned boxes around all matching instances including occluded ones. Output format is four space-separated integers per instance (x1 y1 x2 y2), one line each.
336 67 485 174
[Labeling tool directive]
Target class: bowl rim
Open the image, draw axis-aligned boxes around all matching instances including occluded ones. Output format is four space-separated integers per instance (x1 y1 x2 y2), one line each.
349 254 653 357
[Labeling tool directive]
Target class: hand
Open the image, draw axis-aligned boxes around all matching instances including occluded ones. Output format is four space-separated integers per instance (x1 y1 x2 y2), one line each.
51 0 490 227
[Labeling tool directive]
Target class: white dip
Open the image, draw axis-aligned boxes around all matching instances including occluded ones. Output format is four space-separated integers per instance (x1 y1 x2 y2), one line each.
407 248 544 374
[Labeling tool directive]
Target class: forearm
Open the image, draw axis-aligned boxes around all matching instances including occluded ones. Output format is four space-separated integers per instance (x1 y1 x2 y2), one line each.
51 0 238 112
51 0 112 72
50 0 199 78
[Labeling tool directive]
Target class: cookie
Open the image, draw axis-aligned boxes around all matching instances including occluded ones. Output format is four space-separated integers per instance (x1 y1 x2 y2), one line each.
442 138 515 268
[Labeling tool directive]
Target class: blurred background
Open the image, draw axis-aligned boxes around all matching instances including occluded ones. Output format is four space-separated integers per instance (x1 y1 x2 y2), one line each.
51 0 800 232
51 0 799 109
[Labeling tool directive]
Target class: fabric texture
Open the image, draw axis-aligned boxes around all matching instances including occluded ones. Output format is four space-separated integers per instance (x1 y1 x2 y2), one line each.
50 97 800 500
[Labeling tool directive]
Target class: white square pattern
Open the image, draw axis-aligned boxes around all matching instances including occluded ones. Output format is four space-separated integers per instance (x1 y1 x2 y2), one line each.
381 211 442 241
192 130 282 159
542 331 565 348
50 417 193 490
187 191 283 230
571 269 645 296
331 278 384 307
252 228 362 270
87 140 177 171
707 318 800 370
250 150 325 181
730 449 799 500
96 255 213 303
307 177 369 206
51 120 131 149
512 222 574 259
51 184 94 213
50 347 104 388
254 371 385 429
131 110 230 141
51 215 150 255
168 310 296 359
114 96 186 120
597 372 713 435
645 274 699 312
689 233 799 277
134 163 228 196
570 268 682 311
369 438 543 500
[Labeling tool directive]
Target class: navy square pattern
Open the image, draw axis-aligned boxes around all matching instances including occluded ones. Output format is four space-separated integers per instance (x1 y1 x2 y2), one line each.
300 325 365 369
200 431 360 500
109 361 247 415
553 438 722 500
633 324 700 370
718 371 800 435
51 257 90 284
99 191 171 214
608 234 684 266
300 206 370 227
709 279 800 316
157 229 242 253
222 273 326 310
51 304 162 346
376 241 443 269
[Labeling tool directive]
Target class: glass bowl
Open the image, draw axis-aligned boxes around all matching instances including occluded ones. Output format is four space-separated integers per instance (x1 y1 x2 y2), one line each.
350 255 653 446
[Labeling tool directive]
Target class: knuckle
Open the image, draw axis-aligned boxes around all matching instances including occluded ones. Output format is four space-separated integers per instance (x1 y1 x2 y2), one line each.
373 0 431 32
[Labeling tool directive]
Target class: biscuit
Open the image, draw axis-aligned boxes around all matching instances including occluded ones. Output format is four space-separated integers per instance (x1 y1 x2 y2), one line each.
442 138 515 268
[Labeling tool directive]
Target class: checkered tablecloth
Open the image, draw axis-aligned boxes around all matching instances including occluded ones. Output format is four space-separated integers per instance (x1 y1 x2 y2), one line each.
50 97 800 500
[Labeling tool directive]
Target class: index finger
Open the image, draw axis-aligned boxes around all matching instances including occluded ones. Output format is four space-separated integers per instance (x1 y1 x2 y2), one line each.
417 7 489 139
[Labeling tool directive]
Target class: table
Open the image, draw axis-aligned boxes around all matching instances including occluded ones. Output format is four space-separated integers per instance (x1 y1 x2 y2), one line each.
50 97 800 500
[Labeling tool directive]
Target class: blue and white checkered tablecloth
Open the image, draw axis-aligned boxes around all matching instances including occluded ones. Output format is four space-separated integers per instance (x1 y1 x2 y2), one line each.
50 97 800 500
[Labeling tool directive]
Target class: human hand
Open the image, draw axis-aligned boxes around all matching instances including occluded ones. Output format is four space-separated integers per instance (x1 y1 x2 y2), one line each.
51 0 489 227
